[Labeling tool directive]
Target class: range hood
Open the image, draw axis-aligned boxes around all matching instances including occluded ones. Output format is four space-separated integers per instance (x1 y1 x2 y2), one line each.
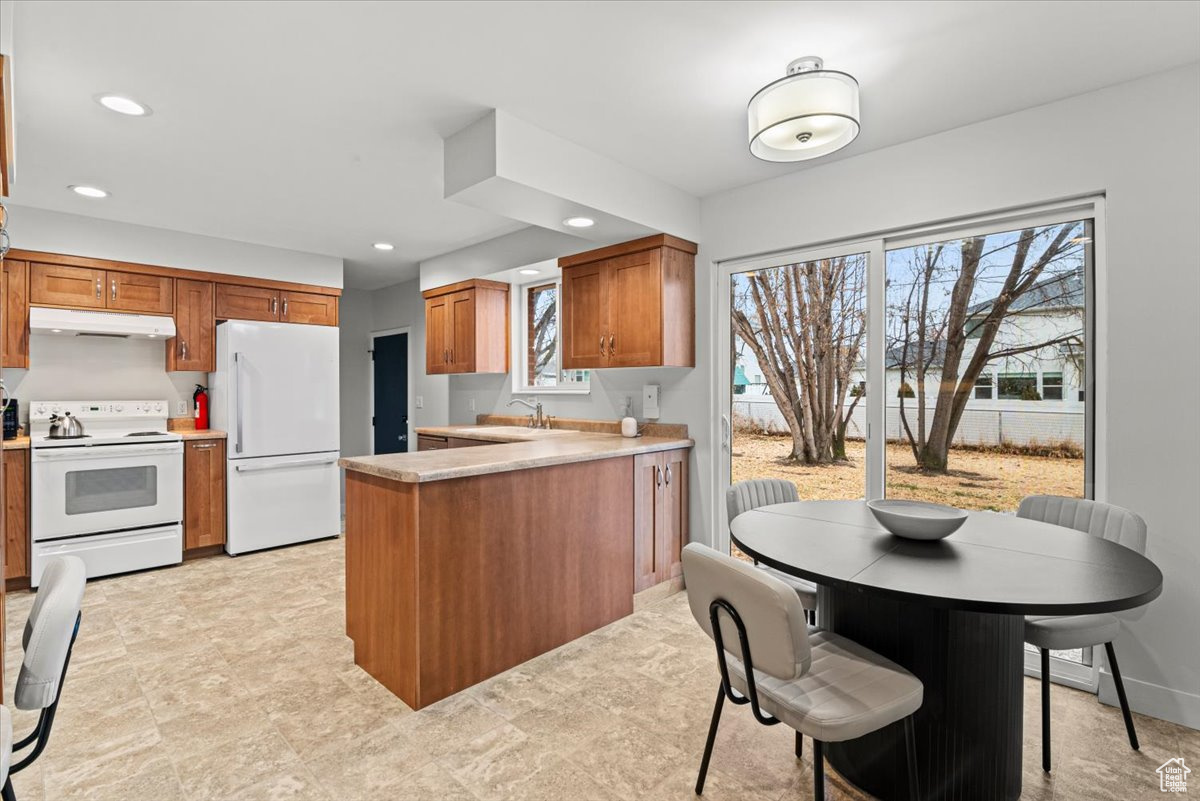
29 307 177 339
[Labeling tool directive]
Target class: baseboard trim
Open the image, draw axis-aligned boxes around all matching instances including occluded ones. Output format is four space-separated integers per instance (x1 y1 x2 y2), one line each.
1098 669 1200 731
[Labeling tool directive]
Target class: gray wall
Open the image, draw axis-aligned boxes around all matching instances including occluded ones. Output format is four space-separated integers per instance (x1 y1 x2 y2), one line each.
700 63 1200 728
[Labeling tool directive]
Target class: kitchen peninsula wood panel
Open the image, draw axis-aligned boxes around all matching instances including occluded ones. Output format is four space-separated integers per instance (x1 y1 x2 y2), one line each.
344 457 635 709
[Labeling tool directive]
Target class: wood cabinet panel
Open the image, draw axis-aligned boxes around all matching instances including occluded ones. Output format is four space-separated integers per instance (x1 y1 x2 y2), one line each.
30 263 106 309
447 437 501 448
449 291 476 372
425 296 449 374
659 449 688 582
632 448 688 592
184 439 226 550
608 250 662 367
2 259 28 368
215 283 279 322
281 291 337 326
168 279 215 372
3 449 28 584
417 435 448 451
633 453 662 592
107 270 174 314
560 262 607 370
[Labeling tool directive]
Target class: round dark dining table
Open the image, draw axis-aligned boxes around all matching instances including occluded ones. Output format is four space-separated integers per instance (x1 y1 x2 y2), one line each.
729 500 1163 801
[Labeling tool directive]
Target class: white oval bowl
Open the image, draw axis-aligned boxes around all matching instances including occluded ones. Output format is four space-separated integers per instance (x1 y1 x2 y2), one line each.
867 499 969 541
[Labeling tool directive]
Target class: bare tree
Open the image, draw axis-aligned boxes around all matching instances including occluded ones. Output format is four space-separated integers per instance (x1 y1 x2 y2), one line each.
732 256 866 464
528 286 557 384
888 224 1083 471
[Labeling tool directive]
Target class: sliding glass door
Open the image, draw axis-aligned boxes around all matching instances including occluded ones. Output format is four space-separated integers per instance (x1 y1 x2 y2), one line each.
716 202 1099 682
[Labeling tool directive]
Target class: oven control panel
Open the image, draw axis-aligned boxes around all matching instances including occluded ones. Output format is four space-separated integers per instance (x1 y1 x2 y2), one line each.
30 400 169 421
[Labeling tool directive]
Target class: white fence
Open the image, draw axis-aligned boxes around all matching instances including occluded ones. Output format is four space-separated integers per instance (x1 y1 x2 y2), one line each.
733 395 1084 449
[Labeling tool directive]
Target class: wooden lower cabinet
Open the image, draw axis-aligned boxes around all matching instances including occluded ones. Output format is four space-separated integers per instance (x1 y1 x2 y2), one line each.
633 448 688 592
3 448 28 587
184 438 226 552
417 435 448 451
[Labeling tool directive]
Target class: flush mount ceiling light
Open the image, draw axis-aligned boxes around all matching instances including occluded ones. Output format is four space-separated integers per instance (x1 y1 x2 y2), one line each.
748 56 860 162
95 94 152 116
563 217 595 229
373 242 394 251
518 268 541 276
69 185 109 198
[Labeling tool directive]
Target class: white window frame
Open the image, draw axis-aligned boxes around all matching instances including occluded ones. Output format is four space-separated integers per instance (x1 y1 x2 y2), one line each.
712 196 1107 693
511 279 590 396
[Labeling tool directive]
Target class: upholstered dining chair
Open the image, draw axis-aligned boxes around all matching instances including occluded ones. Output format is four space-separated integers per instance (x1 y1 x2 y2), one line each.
1018 495 1147 773
726 479 819 622
682 543 924 801
1 556 86 801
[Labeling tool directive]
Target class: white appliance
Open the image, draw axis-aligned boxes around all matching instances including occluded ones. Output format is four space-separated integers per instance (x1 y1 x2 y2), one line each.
210 320 340 555
29 306 177 339
29 400 183 586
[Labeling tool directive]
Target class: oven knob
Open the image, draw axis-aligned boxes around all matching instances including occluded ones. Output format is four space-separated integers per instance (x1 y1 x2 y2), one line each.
154 402 164 412
114 404 124 412
35 405 46 415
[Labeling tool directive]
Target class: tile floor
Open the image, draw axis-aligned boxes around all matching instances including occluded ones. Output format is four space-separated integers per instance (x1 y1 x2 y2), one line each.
3 537 1196 800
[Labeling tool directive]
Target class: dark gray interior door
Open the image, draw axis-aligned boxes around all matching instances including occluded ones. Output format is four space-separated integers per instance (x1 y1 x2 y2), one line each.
372 332 409 454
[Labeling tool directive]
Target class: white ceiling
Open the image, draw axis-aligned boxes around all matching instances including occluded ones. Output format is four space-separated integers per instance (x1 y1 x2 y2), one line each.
8 1 1199 289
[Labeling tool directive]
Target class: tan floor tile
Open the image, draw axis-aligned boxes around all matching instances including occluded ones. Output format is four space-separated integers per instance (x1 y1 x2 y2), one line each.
441 722 560 801
566 716 689 798
396 692 509 759
304 723 432 800
173 725 304 801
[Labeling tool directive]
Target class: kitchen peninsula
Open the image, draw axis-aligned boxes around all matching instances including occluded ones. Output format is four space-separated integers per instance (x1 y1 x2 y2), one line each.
339 421 692 709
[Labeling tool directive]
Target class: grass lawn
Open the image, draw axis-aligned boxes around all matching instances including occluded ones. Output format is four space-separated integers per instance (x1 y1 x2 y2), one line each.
731 432 1084 512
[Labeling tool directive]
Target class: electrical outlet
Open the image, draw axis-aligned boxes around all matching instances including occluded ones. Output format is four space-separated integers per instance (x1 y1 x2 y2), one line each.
468 398 477 412
177 399 188 416
416 395 424 409
642 384 660 420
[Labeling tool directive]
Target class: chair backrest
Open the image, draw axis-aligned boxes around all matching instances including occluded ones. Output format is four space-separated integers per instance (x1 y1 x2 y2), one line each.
16 556 86 711
726 479 799 528
1017 495 1148 555
681 543 811 681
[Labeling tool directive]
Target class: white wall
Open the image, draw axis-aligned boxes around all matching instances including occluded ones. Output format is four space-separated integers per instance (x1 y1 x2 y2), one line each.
701 64 1200 727
7 205 344 288
338 289 372 460
5 335 204 422
370 278 449 430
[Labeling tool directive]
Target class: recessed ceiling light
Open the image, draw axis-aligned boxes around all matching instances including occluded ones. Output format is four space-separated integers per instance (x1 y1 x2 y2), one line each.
96 94 152 116
563 217 595 229
69 185 109 198
373 242 395 251
51 329 62 334
518 268 541 276
147 334 157 338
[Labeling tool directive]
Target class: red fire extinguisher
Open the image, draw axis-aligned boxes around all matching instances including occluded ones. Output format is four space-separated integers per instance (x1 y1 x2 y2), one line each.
193 384 209 431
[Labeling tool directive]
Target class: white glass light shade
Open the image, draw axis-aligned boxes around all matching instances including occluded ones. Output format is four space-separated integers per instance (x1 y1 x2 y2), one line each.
748 64 860 162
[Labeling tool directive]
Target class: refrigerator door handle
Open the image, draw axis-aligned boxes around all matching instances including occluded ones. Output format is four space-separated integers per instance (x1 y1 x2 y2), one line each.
234 457 338 473
234 351 244 454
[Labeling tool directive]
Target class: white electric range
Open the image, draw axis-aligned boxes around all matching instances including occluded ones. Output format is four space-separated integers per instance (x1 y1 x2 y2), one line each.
29 400 183 586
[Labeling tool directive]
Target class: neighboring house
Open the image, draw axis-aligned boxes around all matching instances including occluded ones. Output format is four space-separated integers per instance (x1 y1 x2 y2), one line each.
732 269 1086 447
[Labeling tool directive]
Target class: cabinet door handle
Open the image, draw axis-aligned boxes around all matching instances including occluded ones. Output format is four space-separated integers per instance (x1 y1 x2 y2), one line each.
111 279 117 301
443 348 448 363
282 298 288 318
609 334 615 356
192 442 218 449
272 297 278 316
600 336 604 355
656 466 663 487
665 465 672 485
181 340 188 360
95 278 102 299
449 348 454 363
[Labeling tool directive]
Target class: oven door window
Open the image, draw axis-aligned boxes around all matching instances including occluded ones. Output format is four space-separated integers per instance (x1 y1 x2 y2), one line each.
65 466 159 515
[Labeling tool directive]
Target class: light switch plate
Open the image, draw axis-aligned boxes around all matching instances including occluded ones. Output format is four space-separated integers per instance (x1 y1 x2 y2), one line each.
416 395 424 409
468 398 476 412
177 399 188 415
642 384 660 420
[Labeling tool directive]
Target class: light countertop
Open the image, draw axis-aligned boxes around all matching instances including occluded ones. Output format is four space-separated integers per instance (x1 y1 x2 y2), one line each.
178 429 227 440
2 436 30 450
341 425 693 483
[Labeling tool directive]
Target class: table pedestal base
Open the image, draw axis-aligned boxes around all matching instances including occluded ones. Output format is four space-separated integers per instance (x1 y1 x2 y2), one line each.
820 587 1024 801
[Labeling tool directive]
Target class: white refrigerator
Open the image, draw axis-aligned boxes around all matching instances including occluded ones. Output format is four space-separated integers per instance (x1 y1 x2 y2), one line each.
210 320 341 555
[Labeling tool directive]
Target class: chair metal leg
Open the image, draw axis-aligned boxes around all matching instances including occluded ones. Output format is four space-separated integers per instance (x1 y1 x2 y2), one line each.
695 685 725 795
2 777 15 801
903 715 920 800
1040 647 1051 772
794 730 803 758
813 739 825 801
1104 642 1139 751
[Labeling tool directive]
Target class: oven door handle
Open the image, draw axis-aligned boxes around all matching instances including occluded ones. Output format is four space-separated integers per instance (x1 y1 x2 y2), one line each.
33 444 182 460
234 457 337 473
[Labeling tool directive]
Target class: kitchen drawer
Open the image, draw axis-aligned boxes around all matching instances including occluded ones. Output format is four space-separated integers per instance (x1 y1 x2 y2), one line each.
417 435 449 451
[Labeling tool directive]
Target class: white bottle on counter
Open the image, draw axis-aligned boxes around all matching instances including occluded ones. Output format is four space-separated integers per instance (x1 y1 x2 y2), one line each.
621 417 639 438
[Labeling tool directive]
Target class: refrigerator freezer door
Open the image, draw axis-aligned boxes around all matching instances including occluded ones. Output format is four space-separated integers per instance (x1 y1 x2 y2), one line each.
225 451 341 555
214 321 340 459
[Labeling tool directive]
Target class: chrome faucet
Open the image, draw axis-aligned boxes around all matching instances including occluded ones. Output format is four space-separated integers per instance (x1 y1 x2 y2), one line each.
506 397 546 429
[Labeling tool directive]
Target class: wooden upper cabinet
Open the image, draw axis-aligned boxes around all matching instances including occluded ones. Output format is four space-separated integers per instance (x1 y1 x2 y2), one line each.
107 270 174 314
281 290 337 326
169 279 215 372
215 283 279 322
559 234 696 369
30 263 106 309
422 279 509 375
2 259 29 368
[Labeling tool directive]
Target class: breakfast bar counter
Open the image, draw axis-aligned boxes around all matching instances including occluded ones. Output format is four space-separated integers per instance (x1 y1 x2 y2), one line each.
339 424 693 709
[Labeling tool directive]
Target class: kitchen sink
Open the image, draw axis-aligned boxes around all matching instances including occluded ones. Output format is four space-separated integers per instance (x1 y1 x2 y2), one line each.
467 426 577 436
